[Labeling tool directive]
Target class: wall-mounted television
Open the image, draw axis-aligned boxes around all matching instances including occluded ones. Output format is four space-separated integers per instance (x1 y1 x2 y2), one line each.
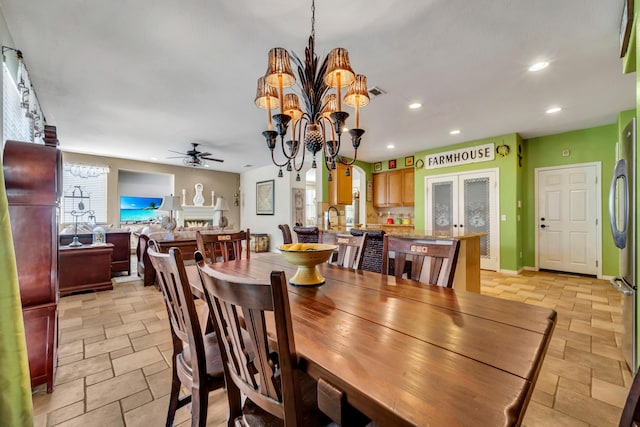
120 196 163 223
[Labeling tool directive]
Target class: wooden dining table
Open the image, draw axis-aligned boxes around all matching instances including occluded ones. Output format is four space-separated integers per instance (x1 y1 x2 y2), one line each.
187 252 556 427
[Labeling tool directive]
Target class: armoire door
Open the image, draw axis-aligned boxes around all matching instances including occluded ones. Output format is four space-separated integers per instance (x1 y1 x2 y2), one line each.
426 169 499 271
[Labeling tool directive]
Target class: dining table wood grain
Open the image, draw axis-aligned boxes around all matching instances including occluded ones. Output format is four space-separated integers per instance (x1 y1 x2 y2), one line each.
187 252 556 427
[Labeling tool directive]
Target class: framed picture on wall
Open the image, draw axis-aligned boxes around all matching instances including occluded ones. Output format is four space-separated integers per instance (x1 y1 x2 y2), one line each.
389 159 397 169
405 156 414 167
256 180 274 215
374 162 382 172
292 188 305 226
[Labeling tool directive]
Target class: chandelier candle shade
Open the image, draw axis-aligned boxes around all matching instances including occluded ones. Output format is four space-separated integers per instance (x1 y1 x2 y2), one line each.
255 0 369 182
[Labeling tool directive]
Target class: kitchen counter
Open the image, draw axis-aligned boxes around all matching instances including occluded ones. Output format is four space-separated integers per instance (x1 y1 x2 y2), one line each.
321 227 485 293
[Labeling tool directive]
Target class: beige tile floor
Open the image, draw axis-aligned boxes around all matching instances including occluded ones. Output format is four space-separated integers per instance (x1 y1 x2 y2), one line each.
32 256 632 426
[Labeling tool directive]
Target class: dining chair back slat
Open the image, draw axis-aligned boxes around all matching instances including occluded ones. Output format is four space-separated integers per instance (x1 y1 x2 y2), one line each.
196 229 250 263
331 233 367 270
382 236 460 287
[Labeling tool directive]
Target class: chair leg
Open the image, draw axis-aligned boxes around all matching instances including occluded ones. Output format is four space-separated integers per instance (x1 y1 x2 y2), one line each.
191 385 209 427
226 380 242 427
166 363 181 427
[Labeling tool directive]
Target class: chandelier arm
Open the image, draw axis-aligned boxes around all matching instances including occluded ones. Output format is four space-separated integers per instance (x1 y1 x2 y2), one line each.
270 147 294 168
291 146 306 172
337 155 357 166
278 133 298 160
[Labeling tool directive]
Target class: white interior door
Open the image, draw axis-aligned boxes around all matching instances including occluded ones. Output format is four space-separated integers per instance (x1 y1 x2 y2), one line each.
537 164 598 275
426 169 499 271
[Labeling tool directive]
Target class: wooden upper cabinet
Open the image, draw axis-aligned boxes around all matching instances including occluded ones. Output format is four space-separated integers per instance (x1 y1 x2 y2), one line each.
373 172 387 207
373 168 414 207
328 162 352 206
402 168 414 206
387 170 403 206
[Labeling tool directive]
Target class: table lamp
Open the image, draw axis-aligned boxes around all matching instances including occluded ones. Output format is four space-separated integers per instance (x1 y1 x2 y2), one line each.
159 195 182 232
214 196 230 230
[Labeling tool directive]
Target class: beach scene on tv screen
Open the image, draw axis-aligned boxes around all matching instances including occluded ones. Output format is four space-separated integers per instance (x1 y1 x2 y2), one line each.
120 196 163 222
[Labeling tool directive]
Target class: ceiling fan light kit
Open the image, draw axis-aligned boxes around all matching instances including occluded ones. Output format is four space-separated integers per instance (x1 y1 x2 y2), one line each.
168 142 223 167
255 0 368 183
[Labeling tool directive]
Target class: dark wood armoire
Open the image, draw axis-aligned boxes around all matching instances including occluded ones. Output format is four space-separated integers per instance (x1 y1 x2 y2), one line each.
3 127 61 393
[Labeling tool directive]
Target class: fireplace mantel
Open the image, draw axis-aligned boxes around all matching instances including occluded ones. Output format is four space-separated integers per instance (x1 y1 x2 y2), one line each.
177 205 216 227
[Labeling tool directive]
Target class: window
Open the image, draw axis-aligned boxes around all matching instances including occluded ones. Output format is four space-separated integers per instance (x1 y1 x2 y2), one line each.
3 63 32 144
61 165 108 224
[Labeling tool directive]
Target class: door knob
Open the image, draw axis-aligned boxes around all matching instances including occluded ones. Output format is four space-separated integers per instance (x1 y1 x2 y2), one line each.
459 224 464 228
453 224 457 228
540 224 546 228
540 217 545 221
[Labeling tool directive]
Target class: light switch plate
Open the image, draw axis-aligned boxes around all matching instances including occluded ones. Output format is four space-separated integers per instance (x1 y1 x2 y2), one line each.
501 214 507 221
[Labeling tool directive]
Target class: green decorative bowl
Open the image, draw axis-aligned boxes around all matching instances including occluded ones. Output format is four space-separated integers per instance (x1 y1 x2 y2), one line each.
278 243 338 286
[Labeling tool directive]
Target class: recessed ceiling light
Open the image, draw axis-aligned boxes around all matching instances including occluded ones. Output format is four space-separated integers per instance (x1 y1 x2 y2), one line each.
529 61 549 72
449 129 461 135
546 106 562 114
386 144 395 149
409 102 422 109
204 164 210 167
343 127 349 132
150 157 158 161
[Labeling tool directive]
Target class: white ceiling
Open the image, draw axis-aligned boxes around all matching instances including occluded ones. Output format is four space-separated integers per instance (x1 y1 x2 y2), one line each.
0 0 634 173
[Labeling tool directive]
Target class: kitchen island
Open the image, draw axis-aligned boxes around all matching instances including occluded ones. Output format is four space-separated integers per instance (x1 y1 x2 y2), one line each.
322 227 485 292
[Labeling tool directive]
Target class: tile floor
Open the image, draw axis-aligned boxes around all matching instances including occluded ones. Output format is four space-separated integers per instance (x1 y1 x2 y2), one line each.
32 256 632 426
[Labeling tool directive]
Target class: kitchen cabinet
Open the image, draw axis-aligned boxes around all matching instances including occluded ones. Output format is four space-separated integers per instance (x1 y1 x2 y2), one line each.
328 162 352 206
373 169 414 207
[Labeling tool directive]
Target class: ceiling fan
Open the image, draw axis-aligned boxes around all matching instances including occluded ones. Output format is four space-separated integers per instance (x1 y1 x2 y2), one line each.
167 143 224 167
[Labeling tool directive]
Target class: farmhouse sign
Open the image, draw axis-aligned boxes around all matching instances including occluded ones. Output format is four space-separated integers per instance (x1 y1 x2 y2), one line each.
426 143 495 169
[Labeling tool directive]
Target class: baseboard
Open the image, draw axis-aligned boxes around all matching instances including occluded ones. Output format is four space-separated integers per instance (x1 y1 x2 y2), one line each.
497 269 520 275
523 266 538 271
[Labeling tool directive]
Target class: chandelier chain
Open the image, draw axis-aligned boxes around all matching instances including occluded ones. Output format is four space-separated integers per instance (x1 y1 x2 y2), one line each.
311 0 315 39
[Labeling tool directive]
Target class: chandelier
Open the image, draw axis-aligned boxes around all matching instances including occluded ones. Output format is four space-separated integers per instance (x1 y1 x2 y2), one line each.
254 0 369 182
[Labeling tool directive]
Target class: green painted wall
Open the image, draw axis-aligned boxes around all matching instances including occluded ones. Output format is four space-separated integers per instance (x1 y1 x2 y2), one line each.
414 133 520 271
524 124 618 276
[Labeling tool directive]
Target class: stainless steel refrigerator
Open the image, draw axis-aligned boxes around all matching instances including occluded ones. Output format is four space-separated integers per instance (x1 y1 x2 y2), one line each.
609 117 637 374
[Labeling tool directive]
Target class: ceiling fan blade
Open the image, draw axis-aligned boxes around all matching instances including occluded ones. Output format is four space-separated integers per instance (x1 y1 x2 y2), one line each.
198 152 212 157
166 156 186 159
201 156 224 162
168 150 187 155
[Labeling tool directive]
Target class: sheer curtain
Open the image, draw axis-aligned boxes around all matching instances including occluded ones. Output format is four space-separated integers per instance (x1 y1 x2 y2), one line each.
2 48 45 146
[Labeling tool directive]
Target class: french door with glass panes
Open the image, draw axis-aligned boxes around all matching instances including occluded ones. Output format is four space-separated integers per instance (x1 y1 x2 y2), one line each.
425 169 499 270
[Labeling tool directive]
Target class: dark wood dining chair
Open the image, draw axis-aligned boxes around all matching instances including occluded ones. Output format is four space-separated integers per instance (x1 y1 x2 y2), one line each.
135 232 157 287
293 226 320 243
196 229 250 263
279 224 293 244
350 229 385 273
381 236 460 287
619 368 640 426
330 233 367 269
196 260 369 427
147 242 225 427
